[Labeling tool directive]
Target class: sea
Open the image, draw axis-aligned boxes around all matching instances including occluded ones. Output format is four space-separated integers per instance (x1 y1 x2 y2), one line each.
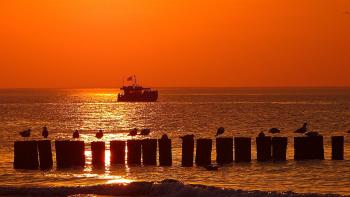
1 87 350 196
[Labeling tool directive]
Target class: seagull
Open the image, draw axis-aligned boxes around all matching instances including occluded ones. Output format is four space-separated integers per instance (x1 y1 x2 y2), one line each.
42 126 49 138
269 128 280 134
160 134 169 140
294 123 308 133
258 131 265 138
180 134 194 140
305 131 319 137
140 128 151 135
73 130 80 139
215 127 225 137
20 129 31 140
96 130 103 139
128 128 138 136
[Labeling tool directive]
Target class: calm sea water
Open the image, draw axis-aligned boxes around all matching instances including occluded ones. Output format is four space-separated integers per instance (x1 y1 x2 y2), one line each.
1 88 350 195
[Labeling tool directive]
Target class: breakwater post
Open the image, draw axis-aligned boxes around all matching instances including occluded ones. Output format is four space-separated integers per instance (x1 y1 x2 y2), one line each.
181 137 194 167
216 137 233 164
256 136 271 162
127 140 141 165
158 138 172 166
195 139 212 166
110 141 126 164
332 136 344 160
91 141 105 165
142 139 157 165
55 140 85 168
271 137 287 161
37 140 53 169
294 136 324 160
14 141 39 169
234 137 251 162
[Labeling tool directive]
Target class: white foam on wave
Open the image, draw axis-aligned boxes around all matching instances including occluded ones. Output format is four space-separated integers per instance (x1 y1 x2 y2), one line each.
0 179 345 197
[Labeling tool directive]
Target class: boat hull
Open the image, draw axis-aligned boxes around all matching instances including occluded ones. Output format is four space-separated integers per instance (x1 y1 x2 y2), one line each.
117 91 158 102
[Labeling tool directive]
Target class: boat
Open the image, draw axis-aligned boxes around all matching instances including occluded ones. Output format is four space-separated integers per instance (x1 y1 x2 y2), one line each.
117 75 158 102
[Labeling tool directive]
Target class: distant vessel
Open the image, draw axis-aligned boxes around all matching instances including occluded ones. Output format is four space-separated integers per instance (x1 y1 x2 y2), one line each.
117 75 158 102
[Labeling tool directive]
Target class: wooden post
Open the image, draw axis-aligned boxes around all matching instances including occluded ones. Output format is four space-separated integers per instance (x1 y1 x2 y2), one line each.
127 140 141 165
195 139 212 166
272 137 287 161
55 140 85 168
332 136 344 160
181 137 194 167
37 140 53 169
55 140 70 168
294 136 324 160
110 141 126 164
234 137 251 162
70 141 85 167
14 141 39 169
158 138 172 166
216 137 233 164
91 141 105 165
256 136 271 162
142 139 157 165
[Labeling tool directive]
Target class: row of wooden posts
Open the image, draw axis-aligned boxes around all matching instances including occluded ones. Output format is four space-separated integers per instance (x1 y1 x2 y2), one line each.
14 136 345 170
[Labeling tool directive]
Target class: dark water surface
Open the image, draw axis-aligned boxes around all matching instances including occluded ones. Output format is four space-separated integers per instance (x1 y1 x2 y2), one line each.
1 88 350 195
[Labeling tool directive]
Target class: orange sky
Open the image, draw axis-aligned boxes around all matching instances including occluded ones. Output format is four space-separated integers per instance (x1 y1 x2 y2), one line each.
0 0 349 88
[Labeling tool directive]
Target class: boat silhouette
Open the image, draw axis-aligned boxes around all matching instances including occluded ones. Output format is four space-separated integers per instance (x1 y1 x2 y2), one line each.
117 75 158 102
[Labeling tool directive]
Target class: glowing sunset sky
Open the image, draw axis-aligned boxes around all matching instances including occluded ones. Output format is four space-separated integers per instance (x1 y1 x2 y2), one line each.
0 0 349 88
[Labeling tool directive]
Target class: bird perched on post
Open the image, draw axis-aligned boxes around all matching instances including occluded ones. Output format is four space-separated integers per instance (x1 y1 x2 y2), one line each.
160 134 169 140
128 128 138 136
258 131 266 138
96 130 103 139
140 128 151 135
73 130 80 139
42 126 49 138
215 127 225 137
269 128 280 134
295 123 308 133
20 129 31 140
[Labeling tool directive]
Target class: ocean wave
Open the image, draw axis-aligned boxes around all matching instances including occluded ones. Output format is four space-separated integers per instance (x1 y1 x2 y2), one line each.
0 179 345 197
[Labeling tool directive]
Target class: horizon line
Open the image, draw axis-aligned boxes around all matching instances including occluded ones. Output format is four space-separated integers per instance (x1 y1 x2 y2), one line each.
1 85 350 90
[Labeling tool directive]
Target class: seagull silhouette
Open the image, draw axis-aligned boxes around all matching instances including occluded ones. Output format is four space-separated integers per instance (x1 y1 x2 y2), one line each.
42 126 49 138
215 127 225 137
128 128 138 136
73 130 80 139
96 130 103 139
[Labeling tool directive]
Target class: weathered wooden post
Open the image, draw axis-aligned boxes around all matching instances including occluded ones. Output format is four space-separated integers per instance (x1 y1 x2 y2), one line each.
234 137 251 162
110 140 126 164
294 137 307 160
55 140 70 168
272 137 287 161
127 140 141 165
37 140 53 169
256 136 271 162
14 141 39 169
195 139 212 166
181 136 194 167
332 136 344 160
142 139 157 165
158 138 172 166
294 136 324 160
216 137 233 164
70 141 86 167
91 141 105 165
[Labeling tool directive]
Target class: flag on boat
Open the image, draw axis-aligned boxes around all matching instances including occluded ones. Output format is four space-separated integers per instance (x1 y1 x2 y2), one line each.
126 76 133 81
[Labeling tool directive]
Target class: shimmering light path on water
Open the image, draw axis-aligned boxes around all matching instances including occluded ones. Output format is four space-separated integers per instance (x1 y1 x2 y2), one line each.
1 88 350 195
